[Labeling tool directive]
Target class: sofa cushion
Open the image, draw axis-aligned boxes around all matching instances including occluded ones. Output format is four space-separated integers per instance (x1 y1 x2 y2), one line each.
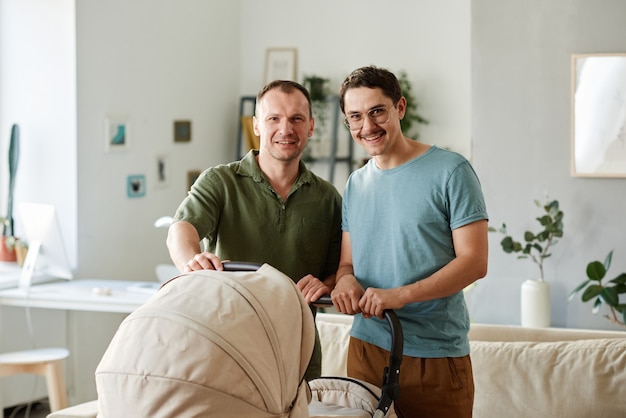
470 338 626 418
317 313 353 376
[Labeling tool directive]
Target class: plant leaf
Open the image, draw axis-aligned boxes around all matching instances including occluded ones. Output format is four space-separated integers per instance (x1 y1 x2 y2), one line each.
586 261 606 281
604 250 613 271
568 280 590 300
582 285 602 302
600 287 619 307
592 298 602 314
609 273 626 285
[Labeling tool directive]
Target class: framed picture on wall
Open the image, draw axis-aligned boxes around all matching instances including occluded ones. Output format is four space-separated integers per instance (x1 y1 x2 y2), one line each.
127 174 146 198
264 48 297 84
187 170 202 192
105 116 130 152
156 154 170 188
174 120 192 143
571 53 626 177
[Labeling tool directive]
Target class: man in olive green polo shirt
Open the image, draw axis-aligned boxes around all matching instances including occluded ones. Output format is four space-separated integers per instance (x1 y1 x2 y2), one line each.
166 80 342 380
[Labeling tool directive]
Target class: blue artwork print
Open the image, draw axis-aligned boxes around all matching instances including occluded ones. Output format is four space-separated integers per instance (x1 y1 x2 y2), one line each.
112 124 126 145
127 175 146 198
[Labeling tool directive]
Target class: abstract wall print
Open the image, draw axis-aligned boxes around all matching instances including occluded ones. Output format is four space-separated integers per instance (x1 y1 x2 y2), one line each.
187 170 201 192
127 174 146 198
174 120 192 143
105 116 130 152
156 154 170 188
264 48 297 84
571 53 626 177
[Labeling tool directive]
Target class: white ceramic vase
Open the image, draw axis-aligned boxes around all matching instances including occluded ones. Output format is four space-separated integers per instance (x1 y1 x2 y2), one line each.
521 279 551 327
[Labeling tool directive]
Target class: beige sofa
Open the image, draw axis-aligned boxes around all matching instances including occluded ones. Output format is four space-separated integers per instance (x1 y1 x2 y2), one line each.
316 314 626 418
49 314 626 418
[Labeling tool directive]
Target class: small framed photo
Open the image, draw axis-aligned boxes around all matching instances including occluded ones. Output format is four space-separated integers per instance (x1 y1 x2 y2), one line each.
264 48 297 84
105 116 130 152
127 174 146 198
174 120 192 143
156 154 170 188
187 170 202 192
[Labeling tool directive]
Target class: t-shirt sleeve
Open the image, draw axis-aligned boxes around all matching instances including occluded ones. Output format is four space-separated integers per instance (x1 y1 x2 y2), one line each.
448 161 489 230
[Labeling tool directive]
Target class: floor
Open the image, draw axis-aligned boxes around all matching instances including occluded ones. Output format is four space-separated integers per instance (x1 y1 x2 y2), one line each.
3 400 49 418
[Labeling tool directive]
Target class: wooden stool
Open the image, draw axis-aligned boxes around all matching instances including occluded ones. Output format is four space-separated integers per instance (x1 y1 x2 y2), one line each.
0 348 70 411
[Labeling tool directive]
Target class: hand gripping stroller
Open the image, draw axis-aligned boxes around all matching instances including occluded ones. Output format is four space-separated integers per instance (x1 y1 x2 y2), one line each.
314 295 403 418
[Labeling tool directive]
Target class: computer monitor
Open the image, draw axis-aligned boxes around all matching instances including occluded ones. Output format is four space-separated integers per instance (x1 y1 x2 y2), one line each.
17 202 73 289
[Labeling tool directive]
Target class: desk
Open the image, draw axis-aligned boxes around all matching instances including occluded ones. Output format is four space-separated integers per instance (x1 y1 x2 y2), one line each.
0 279 156 414
0 279 156 313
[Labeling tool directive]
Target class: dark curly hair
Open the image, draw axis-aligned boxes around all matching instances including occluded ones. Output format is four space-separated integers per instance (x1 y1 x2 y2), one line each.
339 66 402 114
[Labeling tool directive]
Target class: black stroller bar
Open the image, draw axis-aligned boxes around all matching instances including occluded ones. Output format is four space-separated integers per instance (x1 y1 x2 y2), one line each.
315 295 403 418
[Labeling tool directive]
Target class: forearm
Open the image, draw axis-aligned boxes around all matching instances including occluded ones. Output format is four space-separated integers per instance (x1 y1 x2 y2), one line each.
166 221 202 272
401 255 487 305
335 263 354 285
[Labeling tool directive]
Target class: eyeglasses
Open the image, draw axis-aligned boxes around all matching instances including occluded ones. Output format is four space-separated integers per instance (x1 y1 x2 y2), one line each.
344 106 391 130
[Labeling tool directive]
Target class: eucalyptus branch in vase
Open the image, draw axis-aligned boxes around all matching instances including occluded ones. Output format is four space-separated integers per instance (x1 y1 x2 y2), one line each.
489 198 564 280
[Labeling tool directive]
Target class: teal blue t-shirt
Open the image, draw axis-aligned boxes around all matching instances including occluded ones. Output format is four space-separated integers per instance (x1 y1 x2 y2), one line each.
342 146 488 358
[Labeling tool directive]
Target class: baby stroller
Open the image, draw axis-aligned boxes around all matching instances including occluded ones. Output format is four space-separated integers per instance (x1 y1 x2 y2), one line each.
94 262 402 417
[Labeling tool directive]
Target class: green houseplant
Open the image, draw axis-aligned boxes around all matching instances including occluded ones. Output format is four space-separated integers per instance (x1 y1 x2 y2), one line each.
1 124 20 262
397 71 429 139
302 75 330 162
488 198 564 280
489 198 564 327
569 250 626 328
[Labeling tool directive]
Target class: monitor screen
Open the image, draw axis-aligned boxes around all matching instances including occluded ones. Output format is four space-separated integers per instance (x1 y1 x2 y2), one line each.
17 202 73 289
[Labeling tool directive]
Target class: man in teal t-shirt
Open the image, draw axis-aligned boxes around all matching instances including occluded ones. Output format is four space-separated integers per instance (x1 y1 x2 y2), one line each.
331 66 488 418
167 80 342 380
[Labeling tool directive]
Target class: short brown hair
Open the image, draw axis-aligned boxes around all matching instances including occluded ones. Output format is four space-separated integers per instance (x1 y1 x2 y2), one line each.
256 80 313 118
339 66 402 113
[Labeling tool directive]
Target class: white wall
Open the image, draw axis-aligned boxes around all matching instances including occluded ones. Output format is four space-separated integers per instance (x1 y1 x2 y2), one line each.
0 0 77 267
75 0 241 280
240 0 471 158
471 0 626 331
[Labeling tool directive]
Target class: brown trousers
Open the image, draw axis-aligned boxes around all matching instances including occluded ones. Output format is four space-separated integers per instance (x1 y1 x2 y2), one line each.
347 337 474 418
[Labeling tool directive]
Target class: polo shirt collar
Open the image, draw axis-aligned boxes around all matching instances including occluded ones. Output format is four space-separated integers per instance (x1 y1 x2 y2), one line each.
238 150 314 186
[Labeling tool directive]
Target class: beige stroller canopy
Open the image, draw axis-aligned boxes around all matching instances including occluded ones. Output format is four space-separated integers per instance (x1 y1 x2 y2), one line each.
95 263 315 417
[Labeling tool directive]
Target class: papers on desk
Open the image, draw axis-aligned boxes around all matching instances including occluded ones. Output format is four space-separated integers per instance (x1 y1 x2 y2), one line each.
126 282 160 295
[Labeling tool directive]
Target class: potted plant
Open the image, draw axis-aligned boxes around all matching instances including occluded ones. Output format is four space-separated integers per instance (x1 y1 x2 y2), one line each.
397 71 429 139
489 198 564 327
569 250 626 328
1 123 20 262
302 75 330 162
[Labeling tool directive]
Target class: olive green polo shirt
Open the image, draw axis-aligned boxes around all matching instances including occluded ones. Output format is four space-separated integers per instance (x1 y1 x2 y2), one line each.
173 150 342 282
172 150 342 379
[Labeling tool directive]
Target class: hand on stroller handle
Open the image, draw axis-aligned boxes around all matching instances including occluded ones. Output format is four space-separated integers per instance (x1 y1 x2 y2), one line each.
314 295 403 417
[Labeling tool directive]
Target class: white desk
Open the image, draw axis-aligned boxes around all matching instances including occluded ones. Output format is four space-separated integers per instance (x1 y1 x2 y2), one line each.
0 279 156 313
0 279 157 414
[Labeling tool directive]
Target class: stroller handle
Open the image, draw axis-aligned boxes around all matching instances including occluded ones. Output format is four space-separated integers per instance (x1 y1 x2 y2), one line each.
222 261 263 271
315 295 403 416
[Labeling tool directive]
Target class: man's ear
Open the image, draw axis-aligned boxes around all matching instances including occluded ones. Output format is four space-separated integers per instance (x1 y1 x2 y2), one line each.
308 117 315 138
396 96 407 120
253 116 260 136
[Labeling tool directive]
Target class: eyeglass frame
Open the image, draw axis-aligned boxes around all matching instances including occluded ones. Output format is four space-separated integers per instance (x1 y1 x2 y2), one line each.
343 105 395 131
